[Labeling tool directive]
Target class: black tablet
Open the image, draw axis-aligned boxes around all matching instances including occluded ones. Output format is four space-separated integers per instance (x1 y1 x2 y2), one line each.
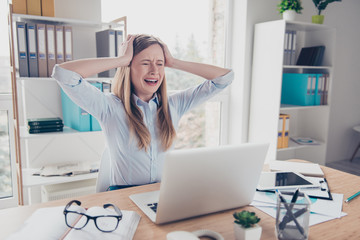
257 171 320 190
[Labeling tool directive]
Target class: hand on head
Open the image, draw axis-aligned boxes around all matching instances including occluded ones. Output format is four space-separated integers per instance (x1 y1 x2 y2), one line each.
117 34 136 66
155 37 175 68
118 34 175 68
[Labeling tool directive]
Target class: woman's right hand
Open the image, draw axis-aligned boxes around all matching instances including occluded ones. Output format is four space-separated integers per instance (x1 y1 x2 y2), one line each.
118 34 136 66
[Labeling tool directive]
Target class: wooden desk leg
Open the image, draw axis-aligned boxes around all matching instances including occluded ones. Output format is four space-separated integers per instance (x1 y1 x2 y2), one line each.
350 142 360 162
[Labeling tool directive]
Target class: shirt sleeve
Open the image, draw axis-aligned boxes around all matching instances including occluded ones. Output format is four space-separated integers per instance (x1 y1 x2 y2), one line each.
51 64 83 87
169 70 234 121
51 64 110 123
211 69 234 89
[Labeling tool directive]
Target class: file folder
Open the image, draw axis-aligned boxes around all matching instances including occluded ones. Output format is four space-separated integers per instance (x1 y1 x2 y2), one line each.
46 24 56 77
27 23 39 77
26 0 41 16
36 23 48 77
282 114 290 148
64 26 73 61
315 74 323 106
55 25 65 64
115 30 124 56
96 29 116 77
41 0 55 17
89 82 102 131
281 73 318 106
16 22 29 77
290 31 297 65
61 89 90 132
12 0 27 14
277 116 283 149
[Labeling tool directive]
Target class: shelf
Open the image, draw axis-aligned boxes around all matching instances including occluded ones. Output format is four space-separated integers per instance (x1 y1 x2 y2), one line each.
280 104 329 111
284 20 334 32
20 126 104 139
277 139 325 152
283 65 332 70
22 168 98 188
12 13 123 28
18 77 113 83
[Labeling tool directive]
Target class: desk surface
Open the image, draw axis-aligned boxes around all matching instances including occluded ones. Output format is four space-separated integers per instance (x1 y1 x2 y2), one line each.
1 164 360 239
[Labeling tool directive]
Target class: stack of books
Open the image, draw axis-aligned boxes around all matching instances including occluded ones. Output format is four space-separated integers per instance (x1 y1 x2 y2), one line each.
296 45 325 66
27 117 64 134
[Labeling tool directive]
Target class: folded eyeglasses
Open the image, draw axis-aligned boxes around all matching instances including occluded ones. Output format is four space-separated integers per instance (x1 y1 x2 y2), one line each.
63 200 123 232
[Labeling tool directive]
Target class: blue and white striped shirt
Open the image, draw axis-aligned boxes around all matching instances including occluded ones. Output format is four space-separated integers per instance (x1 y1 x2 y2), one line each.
52 65 233 186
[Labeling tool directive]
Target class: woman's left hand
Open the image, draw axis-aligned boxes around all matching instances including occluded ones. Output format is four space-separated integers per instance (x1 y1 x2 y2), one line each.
157 38 176 68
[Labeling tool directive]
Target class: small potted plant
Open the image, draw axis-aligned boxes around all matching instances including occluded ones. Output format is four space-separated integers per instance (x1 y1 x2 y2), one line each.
312 0 342 24
277 0 303 21
233 210 262 240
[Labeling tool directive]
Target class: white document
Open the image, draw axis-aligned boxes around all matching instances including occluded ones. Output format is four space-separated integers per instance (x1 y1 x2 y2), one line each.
252 205 347 226
251 191 345 226
269 160 324 177
7 206 140 240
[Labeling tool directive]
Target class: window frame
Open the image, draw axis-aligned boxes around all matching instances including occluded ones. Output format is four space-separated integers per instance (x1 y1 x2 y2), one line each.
0 94 18 209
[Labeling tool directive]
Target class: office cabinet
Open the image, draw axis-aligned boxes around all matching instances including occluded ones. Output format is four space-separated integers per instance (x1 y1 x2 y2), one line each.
249 20 335 165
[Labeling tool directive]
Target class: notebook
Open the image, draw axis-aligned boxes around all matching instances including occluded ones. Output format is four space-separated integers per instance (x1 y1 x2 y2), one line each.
269 160 324 177
130 143 269 224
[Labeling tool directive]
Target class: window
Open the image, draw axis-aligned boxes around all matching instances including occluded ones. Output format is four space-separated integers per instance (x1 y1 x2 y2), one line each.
102 0 229 149
0 0 17 209
0 95 18 209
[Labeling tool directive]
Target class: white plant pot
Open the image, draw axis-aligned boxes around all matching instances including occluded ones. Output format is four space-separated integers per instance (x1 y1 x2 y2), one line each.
234 223 262 240
282 10 297 21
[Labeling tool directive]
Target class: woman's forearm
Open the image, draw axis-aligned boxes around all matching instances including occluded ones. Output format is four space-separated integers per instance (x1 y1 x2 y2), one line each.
169 59 230 80
59 56 130 78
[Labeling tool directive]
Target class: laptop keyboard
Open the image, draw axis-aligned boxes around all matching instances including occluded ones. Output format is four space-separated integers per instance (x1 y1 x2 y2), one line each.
147 203 158 213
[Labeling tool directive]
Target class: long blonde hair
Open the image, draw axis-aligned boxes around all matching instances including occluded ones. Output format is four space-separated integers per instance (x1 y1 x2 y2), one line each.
111 35 176 151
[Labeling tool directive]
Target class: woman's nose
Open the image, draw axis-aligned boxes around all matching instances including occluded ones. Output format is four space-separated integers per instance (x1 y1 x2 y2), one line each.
150 63 159 74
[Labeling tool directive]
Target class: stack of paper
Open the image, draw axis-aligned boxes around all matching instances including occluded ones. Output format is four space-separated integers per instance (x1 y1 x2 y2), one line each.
269 160 324 177
33 162 99 177
251 191 346 226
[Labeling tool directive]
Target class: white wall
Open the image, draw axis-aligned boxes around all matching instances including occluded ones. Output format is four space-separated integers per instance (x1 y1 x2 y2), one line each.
228 0 280 144
54 0 101 21
235 0 360 163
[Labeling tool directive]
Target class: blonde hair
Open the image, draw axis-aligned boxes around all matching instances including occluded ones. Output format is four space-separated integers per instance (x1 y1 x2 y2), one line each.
111 35 176 151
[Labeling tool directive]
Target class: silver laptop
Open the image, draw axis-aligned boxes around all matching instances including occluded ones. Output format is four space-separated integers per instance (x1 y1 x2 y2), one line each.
129 143 269 224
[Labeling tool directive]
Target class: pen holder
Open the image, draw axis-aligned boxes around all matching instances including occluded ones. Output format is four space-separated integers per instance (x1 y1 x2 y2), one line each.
275 191 311 240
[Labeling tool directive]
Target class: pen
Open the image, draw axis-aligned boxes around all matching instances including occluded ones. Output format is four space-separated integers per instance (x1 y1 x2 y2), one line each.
279 188 300 229
345 191 360 203
276 190 305 236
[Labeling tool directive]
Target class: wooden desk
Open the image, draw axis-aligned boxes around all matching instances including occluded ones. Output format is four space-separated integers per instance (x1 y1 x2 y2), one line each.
1 165 360 239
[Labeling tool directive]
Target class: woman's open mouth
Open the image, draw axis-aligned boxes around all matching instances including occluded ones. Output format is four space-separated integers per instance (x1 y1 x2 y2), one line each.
144 78 158 86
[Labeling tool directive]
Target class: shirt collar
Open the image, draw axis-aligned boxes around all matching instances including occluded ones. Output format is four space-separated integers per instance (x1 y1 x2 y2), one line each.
132 93 159 107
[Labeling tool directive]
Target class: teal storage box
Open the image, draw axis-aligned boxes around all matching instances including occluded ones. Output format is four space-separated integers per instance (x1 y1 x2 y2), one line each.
281 73 320 106
61 81 102 132
90 82 102 131
61 89 90 131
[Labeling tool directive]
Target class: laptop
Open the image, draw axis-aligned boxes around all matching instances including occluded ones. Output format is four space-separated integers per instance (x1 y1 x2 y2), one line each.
129 143 269 224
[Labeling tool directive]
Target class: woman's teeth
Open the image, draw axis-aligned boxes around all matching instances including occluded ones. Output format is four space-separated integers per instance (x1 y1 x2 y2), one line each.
145 79 158 83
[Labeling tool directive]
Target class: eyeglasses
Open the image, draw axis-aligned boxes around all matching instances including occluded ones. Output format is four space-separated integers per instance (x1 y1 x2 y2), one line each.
63 200 123 232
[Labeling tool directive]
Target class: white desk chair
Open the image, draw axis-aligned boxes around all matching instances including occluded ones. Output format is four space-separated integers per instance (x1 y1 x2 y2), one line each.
96 148 111 192
350 126 360 162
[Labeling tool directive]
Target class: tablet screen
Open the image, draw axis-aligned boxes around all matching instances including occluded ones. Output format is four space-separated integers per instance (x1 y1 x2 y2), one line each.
257 172 315 190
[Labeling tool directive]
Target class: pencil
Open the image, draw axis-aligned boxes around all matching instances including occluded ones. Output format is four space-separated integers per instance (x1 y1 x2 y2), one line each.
345 191 360 203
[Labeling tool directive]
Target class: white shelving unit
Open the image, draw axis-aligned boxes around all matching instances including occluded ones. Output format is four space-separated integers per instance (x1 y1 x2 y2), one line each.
9 10 126 204
249 20 335 165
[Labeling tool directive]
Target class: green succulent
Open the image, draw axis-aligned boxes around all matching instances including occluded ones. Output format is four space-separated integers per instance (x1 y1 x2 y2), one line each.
233 210 261 229
312 0 342 15
277 0 303 14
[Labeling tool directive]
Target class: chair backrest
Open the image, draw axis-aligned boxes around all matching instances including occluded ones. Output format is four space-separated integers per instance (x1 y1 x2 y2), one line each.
96 148 111 192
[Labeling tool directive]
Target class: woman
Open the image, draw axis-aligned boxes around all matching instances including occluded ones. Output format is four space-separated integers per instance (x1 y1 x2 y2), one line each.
52 34 234 190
